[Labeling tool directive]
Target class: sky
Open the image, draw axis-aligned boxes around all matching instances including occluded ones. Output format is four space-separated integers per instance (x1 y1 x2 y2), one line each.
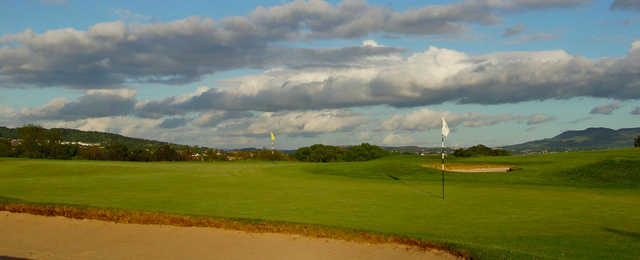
1 0 639 149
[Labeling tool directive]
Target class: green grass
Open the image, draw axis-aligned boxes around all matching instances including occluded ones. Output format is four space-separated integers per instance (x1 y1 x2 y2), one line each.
1 148 639 259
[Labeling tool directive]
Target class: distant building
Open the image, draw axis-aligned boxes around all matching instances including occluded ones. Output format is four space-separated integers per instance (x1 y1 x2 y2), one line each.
60 141 101 146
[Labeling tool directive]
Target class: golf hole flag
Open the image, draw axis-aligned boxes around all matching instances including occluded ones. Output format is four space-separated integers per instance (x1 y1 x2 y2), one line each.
270 131 276 141
441 117 449 200
441 117 450 138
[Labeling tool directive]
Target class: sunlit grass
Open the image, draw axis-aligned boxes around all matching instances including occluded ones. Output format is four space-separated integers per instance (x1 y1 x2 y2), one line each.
1 148 639 259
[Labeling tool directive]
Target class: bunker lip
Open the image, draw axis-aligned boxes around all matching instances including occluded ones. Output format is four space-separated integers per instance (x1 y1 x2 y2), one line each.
422 164 516 173
0 203 469 260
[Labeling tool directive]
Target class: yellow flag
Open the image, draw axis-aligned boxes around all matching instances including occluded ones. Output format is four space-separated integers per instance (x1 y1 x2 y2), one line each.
270 131 276 141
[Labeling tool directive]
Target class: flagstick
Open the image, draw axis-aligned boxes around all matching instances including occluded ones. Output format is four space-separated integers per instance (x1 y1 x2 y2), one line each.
441 135 445 200
271 139 274 155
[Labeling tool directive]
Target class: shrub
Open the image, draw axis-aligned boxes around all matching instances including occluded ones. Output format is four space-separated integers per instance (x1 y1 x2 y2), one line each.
106 142 129 161
635 136 640 148
453 144 511 157
153 144 179 161
0 138 11 157
294 143 388 162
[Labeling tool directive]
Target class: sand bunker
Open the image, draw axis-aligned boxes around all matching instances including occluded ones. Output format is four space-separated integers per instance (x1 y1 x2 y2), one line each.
423 163 515 173
0 211 459 260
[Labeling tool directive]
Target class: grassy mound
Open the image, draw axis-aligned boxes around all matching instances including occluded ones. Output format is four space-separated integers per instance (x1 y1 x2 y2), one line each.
564 159 640 186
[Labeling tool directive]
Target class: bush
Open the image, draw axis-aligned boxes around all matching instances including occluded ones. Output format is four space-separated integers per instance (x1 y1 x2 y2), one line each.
106 142 129 161
0 138 11 157
294 143 388 162
255 149 289 161
635 136 640 148
153 145 179 161
453 144 511 157
129 149 152 162
344 143 390 161
78 146 107 160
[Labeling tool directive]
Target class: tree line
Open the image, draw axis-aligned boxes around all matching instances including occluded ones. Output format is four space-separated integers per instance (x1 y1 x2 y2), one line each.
0 125 289 162
293 143 390 162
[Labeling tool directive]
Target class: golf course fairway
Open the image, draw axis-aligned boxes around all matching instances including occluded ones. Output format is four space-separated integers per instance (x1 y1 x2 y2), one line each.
1 148 639 259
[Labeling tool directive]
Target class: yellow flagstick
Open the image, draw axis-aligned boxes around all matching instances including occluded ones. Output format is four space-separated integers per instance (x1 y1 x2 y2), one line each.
270 131 276 155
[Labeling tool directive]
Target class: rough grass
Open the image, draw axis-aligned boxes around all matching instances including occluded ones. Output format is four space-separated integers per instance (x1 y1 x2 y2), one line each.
0 148 639 259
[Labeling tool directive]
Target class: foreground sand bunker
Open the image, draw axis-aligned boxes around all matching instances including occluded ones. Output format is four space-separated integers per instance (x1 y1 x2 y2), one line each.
423 164 516 173
0 211 459 260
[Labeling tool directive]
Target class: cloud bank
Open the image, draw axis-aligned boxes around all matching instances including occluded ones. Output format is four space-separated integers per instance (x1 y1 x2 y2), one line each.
134 41 640 116
0 0 592 90
379 108 552 132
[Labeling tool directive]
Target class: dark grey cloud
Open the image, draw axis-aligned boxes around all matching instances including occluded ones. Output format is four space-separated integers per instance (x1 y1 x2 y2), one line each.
631 106 640 115
19 89 137 121
610 0 640 11
590 102 622 115
158 117 188 129
503 24 527 37
0 0 591 90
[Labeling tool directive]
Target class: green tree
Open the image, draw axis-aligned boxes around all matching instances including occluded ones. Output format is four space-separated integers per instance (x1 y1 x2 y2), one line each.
294 144 346 162
453 144 511 157
153 145 178 161
129 149 152 162
106 142 129 161
18 125 48 158
635 136 640 148
78 146 107 160
0 138 12 157
344 143 389 161
256 149 289 161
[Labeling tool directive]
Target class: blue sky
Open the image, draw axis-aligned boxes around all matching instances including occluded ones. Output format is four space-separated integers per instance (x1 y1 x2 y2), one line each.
1 0 639 149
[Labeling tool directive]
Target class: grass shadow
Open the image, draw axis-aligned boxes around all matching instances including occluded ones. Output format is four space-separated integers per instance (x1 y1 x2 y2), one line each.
603 227 640 240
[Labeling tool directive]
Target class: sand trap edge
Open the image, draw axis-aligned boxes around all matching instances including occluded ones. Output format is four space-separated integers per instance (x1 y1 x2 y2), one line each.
0 203 470 259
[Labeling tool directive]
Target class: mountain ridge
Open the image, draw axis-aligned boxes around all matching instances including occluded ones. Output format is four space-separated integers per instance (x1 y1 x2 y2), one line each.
503 127 640 153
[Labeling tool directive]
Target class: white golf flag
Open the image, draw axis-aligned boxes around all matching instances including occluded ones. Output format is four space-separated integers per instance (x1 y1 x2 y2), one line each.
441 117 450 137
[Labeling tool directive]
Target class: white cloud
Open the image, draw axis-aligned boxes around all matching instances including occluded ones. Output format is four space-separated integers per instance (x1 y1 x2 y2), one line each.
134 41 640 114
0 0 591 90
380 108 552 131
382 133 414 146
244 109 368 136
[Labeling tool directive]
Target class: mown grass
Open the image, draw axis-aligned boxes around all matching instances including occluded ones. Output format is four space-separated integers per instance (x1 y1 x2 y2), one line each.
1 148 639 259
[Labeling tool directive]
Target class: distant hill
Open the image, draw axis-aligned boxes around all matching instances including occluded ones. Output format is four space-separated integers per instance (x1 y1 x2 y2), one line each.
504 127 640 153
0 126 182 150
